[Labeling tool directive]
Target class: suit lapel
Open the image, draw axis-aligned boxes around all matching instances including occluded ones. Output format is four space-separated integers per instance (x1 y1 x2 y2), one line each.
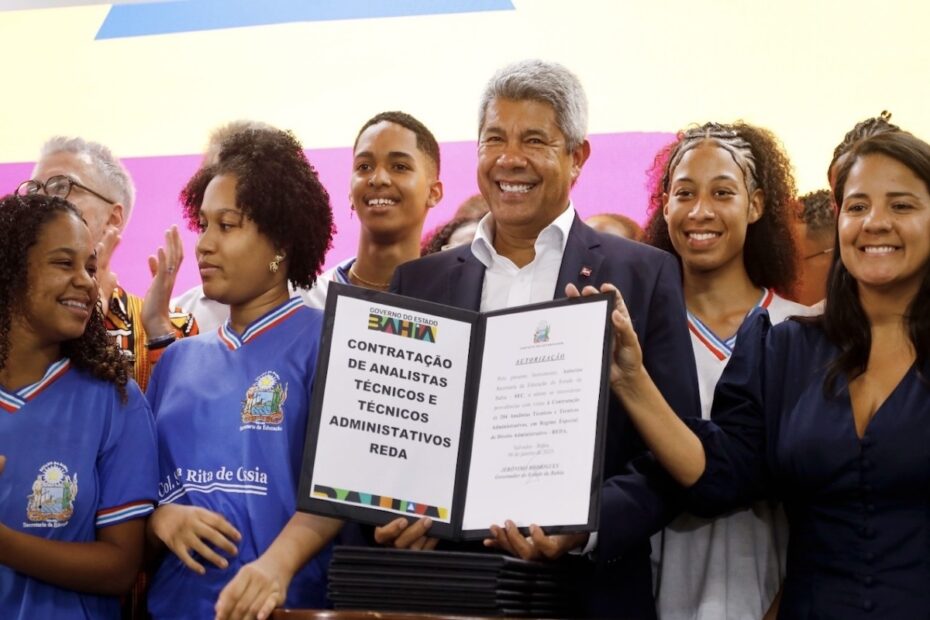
442 217 605 308
555 216 605 299
448 251 485 311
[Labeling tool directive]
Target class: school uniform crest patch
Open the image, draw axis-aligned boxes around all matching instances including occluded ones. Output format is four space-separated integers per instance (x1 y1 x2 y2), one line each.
241 371 287 428
26 462 77 525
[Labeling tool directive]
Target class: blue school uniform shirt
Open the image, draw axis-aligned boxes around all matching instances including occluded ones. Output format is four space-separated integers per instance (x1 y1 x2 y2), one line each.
0 360 157 620
146 298 332 619
687 309 930 618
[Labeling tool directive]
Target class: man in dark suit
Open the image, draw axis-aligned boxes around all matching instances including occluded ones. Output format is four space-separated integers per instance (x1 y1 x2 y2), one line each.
383 59 700 618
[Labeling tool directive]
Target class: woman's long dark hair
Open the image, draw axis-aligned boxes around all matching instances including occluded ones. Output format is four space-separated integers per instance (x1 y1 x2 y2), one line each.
806 131 930 392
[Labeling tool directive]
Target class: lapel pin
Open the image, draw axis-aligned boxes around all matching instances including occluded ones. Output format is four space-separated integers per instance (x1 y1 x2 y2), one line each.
580 266 592 278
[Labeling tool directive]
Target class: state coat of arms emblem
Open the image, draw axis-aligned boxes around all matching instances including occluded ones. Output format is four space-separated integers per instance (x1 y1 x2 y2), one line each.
241 371 287 425
27 462 77 524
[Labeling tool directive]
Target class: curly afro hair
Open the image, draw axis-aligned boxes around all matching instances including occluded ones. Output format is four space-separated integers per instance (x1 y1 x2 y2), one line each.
0 193 130 399
644 121 798 292
180 128 334 290
797 189 835 235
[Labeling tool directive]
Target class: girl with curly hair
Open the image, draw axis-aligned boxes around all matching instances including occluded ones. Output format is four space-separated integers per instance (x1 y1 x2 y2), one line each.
0 193 157 619
642 122 813 619
591 129 930 617
145 127 342 620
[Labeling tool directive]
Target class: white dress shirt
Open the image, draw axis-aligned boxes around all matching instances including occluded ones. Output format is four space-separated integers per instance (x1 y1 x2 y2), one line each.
469 203 598 555
470 204 575 313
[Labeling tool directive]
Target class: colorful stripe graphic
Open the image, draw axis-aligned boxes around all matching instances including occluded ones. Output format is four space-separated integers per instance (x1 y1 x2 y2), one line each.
98 0 515 39
367 313 437 342
313 484 449 521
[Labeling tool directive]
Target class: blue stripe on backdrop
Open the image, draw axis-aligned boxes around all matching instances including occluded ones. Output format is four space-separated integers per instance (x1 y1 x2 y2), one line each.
97 0 515 39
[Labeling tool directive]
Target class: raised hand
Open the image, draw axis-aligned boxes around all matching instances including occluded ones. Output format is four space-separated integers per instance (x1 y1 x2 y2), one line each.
565 282 644 390
142 225 184 339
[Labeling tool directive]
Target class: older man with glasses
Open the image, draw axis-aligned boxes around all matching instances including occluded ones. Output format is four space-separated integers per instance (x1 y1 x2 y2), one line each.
17 137 197 392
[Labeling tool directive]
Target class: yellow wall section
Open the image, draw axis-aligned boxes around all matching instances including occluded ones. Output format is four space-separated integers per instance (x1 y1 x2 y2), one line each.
1 0 928 192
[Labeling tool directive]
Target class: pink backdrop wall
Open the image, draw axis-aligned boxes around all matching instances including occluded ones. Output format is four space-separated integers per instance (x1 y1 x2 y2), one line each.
0 131 673 295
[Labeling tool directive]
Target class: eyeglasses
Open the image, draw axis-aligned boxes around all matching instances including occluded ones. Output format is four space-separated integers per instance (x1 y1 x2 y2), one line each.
16 175 116 205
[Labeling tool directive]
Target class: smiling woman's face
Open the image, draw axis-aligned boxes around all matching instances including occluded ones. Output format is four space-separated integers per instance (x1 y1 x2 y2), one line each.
838 153 930 299
663 143 762 276
19 211 98 348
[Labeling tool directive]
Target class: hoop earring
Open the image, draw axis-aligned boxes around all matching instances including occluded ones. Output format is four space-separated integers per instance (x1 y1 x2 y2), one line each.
269 254 285 273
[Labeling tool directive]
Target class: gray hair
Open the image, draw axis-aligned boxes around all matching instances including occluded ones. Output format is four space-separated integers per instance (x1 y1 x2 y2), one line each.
39 136 136 219
478 59 588 152
203 119 278 166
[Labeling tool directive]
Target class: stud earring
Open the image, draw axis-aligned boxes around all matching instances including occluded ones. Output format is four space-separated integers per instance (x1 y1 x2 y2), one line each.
269 254 285 273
